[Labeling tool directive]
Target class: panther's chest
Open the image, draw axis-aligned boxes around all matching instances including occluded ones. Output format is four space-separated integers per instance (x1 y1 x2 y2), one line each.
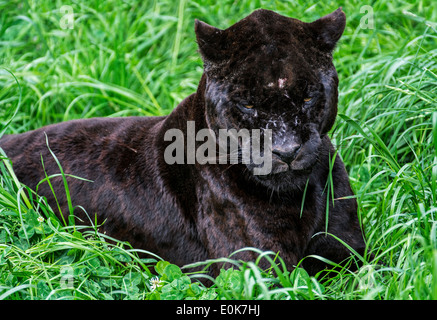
193 175 324 262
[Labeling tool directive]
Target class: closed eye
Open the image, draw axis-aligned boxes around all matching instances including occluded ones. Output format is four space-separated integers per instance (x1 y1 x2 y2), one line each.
304 97 312 102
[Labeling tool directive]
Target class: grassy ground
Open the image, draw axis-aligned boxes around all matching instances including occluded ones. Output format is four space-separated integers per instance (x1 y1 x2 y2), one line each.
0 0 436 300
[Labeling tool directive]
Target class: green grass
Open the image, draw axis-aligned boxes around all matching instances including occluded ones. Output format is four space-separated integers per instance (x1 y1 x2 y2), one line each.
0 0 436 300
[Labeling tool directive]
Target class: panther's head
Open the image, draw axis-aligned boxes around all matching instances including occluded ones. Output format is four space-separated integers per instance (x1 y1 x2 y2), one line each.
195 8 346 190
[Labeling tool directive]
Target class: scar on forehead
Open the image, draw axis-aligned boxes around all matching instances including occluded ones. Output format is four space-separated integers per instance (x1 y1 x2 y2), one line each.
267 78 288 89
278 78 287 88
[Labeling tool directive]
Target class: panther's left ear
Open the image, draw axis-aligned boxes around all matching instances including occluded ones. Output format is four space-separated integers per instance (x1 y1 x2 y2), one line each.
308 8 346 52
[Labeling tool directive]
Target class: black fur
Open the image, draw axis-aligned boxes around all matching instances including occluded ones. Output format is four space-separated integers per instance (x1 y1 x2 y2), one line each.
0 9 366 277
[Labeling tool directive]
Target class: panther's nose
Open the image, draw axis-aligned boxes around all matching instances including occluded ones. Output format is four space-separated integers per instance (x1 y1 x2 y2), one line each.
272 145 301 165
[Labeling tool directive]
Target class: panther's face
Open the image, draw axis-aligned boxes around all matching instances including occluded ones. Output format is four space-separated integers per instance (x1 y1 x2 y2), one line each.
195 9 346 190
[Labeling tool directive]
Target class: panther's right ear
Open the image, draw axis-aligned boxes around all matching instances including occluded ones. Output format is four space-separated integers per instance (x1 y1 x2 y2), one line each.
195 19 226 64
